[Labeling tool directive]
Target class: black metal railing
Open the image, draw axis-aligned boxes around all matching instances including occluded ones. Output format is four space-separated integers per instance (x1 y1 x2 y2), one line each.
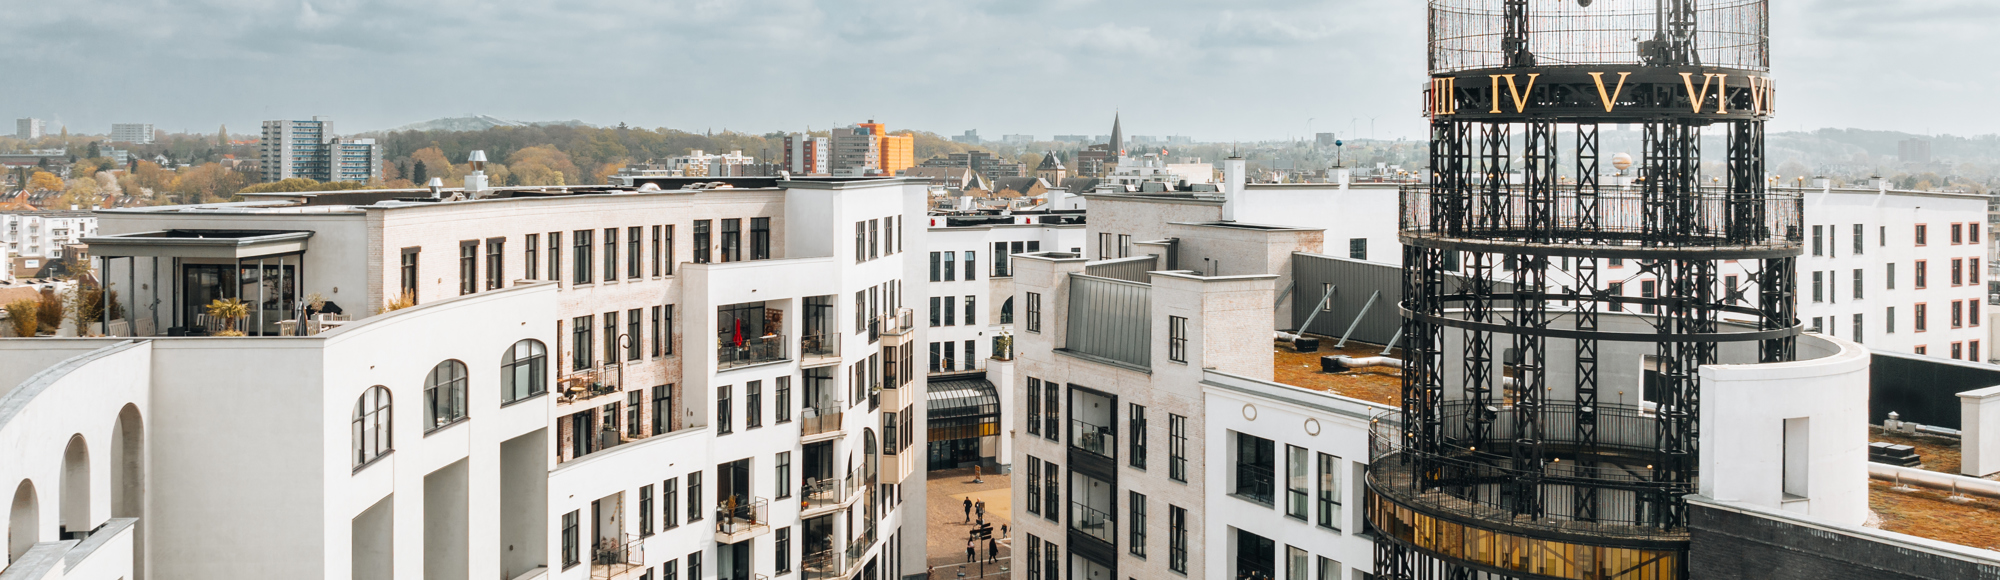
801 332 838 358
1234 464 1275 505
715 497 769 536
1070 418 1116 458
1069 502 1116 544
1400 185 1802 250
719 333 788 369
559 365 622 402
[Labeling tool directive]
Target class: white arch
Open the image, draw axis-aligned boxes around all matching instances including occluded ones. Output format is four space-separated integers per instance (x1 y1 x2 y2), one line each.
8 479 37 564
61 434 91 537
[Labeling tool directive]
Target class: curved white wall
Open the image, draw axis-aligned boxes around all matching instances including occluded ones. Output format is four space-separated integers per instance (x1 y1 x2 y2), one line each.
1698 333 1871 526
0 340 151 576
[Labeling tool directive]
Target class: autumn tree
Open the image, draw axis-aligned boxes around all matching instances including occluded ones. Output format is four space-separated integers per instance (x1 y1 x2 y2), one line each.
26 171 63 192
508 145 577 186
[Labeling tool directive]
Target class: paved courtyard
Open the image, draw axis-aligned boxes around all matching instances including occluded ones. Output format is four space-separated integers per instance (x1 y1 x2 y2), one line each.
923 467 1013 579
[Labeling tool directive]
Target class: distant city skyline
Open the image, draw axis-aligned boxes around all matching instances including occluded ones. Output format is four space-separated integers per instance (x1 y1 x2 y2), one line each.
2 0 1995 140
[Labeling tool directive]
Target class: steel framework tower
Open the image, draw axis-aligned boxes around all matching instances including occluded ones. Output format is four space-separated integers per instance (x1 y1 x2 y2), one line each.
1369 1 1799 578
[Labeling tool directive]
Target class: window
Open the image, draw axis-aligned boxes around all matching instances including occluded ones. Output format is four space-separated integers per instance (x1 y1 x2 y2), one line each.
964 251 976 280
1129 403 1148 469
663 477 680 529
688 552 701 580
1027 377 1042 436
943 251 956 281
1854 224 1865 255
688 471 703 522
1317 453 1341 530
884 411 898 455
1954 342 1964 360
604 311 620 364
1812 271 1823 302
751 217 771 260
717 385 733 435
1026 456 1042 515
1607 281 1624 309
1888 262 1897 290
1027 292 1042 332
1975 300 1983 327
855 221 866 262
1235 432 1276 504
1641 279 1657 313
1917 345 1928 355
1169 414 1189 482
928 342 941 373
1917 303 1929 332
944 296 956 326
573 229 594 283
1974 340 1983 362
1854 313 1865 344
663 305 675 355
1043 461 1060 521
459 240 479 295
1954 300 1964 328
929 252 941 282
664 225 676 274
1349 237 1369 260
1044 380 1060 440
1318 557 1340 580
603 228 618 281
963 340 974 370
561 510 580 569
628 308 643 361
487 237 506 289
399 247 420 303
352 386 392 468
775 451 792 498
1955 258 1965 286
660 560 677 580
929 297 941 327
1286 445 1309 519
1129 491 1148 558
775 526 791 574
1725 275 1743 304
651 306 664 357
694 220 712 264
964 295 976 326
1169 316 1188 363
1888 307 1897 334
720 218 742 262
1118 234 1132 258
652 385 673 435
1027 534 1042 580
1099 232 1113 259
1169 505 1188 573
1976 258 1984 284
1287 546 1310 580
1812 225 1822 256
1954 223 1965 245
1917 261 1928 288
640 484 655 537
548 232 563 281
1916 224 1928 246
1001 297 1014 324
776 376 792 423
573 315 594 370
943 341 956 371
1882 225 1888 247
628 226 643 278
869 219 879 259
650 226 663 276
1854 269 1865 300
425 360 469 431
502 339 548 404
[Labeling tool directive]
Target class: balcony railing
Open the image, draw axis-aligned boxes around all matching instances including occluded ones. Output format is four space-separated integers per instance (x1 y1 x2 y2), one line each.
560 364 622 402
801 469 864 513
803 548 854 580
1071 418 1116 458
719 333 788 369
1234 464 1276 505
715 497 770 541
1069 501 1116 544
846 531 875 561
801 405 843 438
591 535 645 580
880 308 915 336
802 332 839 359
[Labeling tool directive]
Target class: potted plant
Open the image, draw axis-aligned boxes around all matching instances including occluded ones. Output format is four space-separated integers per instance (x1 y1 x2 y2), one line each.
206 297 250 336
4 299 38 337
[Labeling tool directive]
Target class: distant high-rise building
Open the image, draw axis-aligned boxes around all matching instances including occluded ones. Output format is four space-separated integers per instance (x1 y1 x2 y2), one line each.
1316 132 1337 146
1899 138 1932 164
830 125 880 175
919 150 1024 180
260 117 381 183
1053 135 1091 143
16 118 46 140
1002 134 1034 145
783 133 829 175
951 130 981 145
110 123 155 144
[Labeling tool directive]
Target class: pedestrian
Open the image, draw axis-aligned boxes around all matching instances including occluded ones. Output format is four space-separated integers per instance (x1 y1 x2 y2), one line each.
976 499 985 521
966 539 976 563
1001 523 1009 539
963 497 972 523
987 537 999 563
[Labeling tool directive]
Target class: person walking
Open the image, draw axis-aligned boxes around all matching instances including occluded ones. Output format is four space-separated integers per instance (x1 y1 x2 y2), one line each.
966 538 977 563
1001 523 1008 539
987 537 999 563
975 499 986 522
963 497 973 523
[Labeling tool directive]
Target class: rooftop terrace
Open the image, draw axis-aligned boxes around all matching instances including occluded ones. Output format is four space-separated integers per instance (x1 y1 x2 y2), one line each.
1272 335 1402 406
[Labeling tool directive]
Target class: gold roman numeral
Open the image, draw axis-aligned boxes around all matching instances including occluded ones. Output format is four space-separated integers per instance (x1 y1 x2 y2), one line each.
1587 72 1631 113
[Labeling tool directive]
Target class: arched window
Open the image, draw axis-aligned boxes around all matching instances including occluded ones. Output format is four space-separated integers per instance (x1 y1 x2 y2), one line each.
352 386 392 468
425 360 469 431
501 339 548 404
1000 297 1015 325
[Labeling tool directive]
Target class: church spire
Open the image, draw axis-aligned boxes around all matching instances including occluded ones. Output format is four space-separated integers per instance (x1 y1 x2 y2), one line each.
1109 111 1124 156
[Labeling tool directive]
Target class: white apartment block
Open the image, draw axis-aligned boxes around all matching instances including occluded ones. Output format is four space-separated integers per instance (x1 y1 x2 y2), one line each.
920 212 1084 470
2 211 97 260
2 175 932 580
261 117 382 183
108 124 154 145
16 118 46 140
1793 184 1989 361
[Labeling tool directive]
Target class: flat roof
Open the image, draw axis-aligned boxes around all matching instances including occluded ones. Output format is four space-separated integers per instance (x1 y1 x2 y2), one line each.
82 229 314 259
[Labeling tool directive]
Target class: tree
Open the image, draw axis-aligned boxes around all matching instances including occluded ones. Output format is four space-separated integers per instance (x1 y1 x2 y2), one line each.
26 171 63 192
218 124 229 146
413 160 429 185
508 145 577 186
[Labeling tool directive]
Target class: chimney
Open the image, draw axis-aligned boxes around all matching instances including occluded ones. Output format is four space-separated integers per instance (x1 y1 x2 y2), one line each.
1812 176 1830 191
464 150 490 193
1334 167 1352 190
1223 156 1246 221
427 178 444 199
1870 175 1886 191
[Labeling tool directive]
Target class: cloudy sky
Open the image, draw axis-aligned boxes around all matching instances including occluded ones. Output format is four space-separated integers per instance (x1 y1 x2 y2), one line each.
3 0 1994 140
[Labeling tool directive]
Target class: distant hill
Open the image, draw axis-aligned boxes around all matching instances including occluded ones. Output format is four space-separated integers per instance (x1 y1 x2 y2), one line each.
382 116 594 133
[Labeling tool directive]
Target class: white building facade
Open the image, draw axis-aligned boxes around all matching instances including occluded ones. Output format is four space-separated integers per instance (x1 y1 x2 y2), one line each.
1792 184 1989 361
260 117 381 183
2 211 97 261
108 124 154 145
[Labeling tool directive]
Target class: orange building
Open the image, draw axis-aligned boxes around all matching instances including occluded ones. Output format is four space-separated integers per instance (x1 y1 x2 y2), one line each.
857 120 915 175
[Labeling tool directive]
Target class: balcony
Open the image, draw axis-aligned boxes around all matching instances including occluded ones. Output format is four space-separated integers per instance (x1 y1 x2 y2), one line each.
1071 418 1117 458
714 497 772 543
591 536 645 580
803 548 856 580
801 332 841 368
800 469 864 516
559 365 622 403
719 333 789 370
1070 501 1117 544
801 405 844 441
845 531 876 562
880 308 914 336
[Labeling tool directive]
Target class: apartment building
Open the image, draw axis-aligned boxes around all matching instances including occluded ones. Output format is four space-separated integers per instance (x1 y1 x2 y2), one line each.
920 212 1085 470
1792 182 1989 360
830 127 880 176
1 173 931 580
15 118 46 140
260 117 381 183
786 134 830 176
2 210 97 261
109 124 154 145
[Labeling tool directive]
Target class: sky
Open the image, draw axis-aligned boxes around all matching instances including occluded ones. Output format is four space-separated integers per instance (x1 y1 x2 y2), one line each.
2 0 1996 141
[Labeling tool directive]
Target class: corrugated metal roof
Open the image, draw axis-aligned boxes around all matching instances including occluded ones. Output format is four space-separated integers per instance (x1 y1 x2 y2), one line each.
927 377 999 420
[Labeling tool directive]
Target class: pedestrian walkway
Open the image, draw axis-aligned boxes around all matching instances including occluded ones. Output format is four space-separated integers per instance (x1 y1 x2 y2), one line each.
924 467 1012 579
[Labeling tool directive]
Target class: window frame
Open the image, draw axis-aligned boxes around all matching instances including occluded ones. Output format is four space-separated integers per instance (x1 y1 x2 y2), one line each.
1169 413 1189 482
572 229 594 284
424 359 470 432
525 233 540 281
628 225 643 278
501 339 548 405
459 240 479 295
352 386 393 469
486 237 506 289
1168 315 1188 363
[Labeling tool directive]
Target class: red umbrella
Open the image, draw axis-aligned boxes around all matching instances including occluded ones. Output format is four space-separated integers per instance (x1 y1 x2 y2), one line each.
732 318 744 347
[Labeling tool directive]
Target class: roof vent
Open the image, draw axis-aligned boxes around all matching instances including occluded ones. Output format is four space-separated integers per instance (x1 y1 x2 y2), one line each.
427 178 444 199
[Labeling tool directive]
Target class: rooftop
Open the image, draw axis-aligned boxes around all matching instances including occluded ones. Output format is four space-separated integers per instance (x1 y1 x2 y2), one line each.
1868 480 2000 551
1272 335 1402 406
